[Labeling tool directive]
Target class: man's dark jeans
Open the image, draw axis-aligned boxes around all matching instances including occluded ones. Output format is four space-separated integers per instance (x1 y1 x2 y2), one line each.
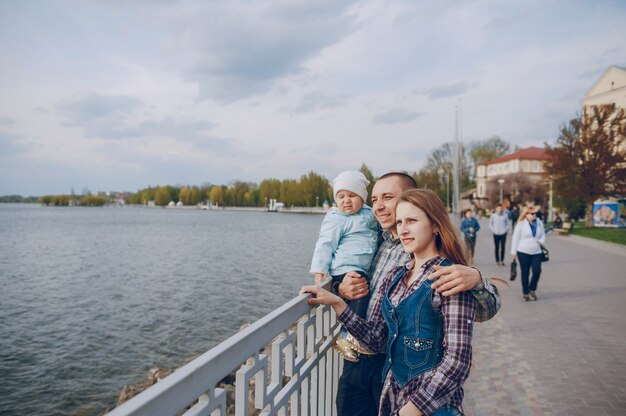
336 353 386 416
493 233 507 262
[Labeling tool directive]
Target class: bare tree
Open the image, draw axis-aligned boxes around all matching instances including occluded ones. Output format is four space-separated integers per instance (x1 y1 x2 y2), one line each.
546 104 626 227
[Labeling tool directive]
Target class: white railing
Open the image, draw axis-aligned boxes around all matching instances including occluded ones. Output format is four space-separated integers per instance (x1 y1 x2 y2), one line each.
106 284 342 416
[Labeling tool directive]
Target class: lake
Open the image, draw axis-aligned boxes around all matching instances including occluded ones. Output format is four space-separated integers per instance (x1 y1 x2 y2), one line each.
0 204 322 416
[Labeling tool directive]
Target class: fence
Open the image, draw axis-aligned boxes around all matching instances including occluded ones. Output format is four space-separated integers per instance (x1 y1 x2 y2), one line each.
106 285 342 416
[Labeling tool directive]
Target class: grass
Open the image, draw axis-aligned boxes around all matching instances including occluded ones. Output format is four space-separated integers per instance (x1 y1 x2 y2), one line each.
568 221 626 245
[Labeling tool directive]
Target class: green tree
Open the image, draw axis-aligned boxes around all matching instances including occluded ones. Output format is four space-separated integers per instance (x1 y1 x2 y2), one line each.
190 186 204 205
259 178 281 205
359 163 376 203
154 186 171 206
546 104 626 226
299 171 330 206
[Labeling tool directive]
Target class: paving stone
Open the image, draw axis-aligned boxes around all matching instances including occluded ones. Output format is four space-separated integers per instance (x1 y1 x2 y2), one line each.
462 220 626 415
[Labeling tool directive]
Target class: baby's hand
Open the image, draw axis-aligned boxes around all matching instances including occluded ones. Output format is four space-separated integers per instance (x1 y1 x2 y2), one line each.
314 273 325 284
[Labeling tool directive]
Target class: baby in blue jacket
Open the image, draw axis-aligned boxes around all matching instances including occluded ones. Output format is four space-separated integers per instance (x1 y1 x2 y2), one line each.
310 170 379 361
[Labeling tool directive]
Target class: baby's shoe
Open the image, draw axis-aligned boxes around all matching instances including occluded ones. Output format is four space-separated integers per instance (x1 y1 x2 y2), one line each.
332 337 359 362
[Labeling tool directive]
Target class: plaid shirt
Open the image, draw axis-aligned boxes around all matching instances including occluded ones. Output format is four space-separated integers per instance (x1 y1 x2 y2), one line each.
366 229 499 323
339 257 477 415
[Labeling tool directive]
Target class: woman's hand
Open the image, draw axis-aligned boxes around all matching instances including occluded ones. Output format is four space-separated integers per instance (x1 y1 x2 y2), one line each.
398 401 422 416
512 254 518 260
300 285 348 315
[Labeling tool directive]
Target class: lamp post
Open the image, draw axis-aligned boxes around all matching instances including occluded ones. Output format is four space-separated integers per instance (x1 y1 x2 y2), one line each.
316 196 319 208
498 178 505 204
438 167 450 212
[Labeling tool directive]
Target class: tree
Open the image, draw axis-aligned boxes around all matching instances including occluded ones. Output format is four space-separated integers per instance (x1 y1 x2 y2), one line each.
179 187 192 205
424 142 473 191
209 186 224 206
545 104 626 226
299 171 331 206
154 186 171 206
359 163 376 203
469 136 511 166
190 186 204 205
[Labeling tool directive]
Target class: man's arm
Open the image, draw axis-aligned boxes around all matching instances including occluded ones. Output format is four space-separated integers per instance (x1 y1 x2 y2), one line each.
428 264 500 323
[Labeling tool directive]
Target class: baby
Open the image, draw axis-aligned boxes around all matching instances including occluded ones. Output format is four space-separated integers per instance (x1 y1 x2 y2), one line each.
310 170 379 361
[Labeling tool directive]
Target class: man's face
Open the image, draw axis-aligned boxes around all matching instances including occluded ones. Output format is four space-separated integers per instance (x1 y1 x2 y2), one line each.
496 206 503 214
371 176 406 234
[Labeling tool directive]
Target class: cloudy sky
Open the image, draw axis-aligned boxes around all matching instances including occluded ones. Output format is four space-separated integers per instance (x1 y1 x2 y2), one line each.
1 0 625 196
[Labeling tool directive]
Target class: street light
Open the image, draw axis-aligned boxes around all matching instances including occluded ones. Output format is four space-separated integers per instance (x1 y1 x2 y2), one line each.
498 178 505 204
438 167 450 212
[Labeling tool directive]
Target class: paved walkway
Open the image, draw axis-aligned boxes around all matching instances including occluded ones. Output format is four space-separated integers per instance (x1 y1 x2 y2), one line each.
463 220 626 415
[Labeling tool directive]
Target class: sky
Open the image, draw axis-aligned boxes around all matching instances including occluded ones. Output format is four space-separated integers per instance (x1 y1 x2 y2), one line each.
1 0 625 196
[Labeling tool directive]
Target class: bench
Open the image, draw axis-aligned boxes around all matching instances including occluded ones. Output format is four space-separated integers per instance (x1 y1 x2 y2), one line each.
553 222 572 235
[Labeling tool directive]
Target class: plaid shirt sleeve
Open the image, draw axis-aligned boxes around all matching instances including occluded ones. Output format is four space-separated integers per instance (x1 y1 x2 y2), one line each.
337 267 397 353
471 268 501 323
410 291 477 414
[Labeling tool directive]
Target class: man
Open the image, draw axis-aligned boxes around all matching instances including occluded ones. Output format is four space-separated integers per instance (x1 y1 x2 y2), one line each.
489 203 510 266
335 172 500 416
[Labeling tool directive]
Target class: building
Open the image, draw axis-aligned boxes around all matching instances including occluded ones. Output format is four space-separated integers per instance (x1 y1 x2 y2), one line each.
475 147 551 206
581 65 626 109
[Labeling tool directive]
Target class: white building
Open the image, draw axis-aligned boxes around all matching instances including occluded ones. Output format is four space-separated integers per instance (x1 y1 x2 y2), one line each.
581 65 626 109
475 147 550 202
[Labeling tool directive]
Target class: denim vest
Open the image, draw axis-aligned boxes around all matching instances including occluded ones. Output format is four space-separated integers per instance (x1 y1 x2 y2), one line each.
381 258 452 387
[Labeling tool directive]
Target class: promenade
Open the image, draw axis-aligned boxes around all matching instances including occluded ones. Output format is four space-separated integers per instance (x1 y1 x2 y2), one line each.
463 220 626 415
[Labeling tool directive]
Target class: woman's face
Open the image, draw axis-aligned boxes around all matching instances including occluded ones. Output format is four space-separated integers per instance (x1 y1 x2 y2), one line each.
396 201 437 255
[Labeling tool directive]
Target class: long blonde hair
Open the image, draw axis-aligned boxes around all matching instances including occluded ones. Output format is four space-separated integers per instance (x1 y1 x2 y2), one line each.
398 189 469 266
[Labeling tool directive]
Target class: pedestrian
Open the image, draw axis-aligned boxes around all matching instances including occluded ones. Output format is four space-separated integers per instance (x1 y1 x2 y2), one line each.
489 203 510 266
460 209 480 262
322 172 500 416
510 205 520 234
301 189 478 415
511 206 546 301
310 170 379 361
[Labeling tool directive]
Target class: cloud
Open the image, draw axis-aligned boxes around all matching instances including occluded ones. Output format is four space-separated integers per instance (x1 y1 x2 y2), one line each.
0 117 15 126
288 91 350 114
373 108 422 125
421 81 479 100
58 93 143 139
175 1 360 102
0 131 25 156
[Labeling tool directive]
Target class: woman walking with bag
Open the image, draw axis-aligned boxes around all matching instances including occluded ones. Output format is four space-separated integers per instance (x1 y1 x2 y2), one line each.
511 206 546 301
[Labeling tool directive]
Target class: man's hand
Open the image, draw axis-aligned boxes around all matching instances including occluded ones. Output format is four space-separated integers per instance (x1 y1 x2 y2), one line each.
428 264 481 296
398 401 422 416
337 271 369 301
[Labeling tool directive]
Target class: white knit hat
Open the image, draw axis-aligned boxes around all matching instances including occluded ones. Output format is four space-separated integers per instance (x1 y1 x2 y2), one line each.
332 170 370 203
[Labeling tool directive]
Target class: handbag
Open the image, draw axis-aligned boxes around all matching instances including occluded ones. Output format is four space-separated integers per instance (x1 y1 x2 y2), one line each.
510 260 517 281
539 243 549 262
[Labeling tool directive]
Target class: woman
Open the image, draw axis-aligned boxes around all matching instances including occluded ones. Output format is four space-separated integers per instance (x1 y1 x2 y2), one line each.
301 189 476 416
510 206 546 301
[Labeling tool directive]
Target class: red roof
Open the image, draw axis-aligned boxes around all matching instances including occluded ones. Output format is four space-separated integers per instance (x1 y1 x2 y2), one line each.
477 147 550 166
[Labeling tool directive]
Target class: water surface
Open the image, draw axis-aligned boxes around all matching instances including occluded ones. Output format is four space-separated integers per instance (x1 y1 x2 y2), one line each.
0 204 321 415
